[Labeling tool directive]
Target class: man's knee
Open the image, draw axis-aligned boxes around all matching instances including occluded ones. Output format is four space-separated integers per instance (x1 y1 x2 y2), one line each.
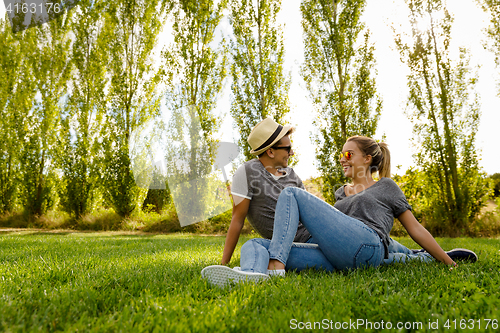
241 239 256 253
283 186 303 197
241 238 268 252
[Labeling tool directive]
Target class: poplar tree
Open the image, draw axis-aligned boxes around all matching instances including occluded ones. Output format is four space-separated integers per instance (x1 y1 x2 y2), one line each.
102 0 166 217
481 0 500 95
395 0 489 234
0 18 36 213
19 15 72 216
300 0 381 204
164 0 227 159
57 0 109 218
162 0 228 225
229 0 291 161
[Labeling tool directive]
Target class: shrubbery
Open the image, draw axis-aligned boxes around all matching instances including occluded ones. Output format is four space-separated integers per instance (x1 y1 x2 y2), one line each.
1 170 498 237
488 173 500 197
393 168 498 237
0 203 242 235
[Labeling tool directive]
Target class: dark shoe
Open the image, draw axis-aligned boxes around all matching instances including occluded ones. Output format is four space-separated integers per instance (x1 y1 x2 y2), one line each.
446 248 478 263
411 249 426 254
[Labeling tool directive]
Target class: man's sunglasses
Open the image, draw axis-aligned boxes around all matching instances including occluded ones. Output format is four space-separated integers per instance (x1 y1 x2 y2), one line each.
339 151 354 160
271 145 292 153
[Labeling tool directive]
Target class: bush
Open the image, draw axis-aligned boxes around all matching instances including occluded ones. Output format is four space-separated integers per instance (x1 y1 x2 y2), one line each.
488 173 500 197
142 188 171 214
392 167 495 237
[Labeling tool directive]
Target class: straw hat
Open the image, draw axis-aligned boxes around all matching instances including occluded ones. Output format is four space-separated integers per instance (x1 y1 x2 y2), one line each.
248 117 293 155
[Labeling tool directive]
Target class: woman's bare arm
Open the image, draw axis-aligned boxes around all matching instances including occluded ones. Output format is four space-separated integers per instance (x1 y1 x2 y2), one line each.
398 210 456 266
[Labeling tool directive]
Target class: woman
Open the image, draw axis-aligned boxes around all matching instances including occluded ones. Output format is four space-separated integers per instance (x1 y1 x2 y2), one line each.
202 136 469 287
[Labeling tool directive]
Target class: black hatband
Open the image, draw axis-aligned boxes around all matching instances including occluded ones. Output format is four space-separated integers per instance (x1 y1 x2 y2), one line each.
255 125 283 151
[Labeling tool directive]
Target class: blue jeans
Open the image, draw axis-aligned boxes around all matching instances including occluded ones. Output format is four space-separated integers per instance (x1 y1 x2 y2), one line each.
385 238 433 264
241 187 432 274
241 237 335 273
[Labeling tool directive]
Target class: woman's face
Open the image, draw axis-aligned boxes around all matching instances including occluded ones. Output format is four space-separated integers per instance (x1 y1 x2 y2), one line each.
339 141 370 179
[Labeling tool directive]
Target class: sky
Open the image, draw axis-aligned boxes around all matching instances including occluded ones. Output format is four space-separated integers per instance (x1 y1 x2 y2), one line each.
2 0 499 181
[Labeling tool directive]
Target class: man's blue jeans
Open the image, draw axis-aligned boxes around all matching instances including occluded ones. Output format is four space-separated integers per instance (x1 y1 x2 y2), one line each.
240 187 432 274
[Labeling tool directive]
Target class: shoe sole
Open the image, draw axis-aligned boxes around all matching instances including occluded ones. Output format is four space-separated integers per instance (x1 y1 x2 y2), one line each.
446 248 478 262
201 265 269 288
410 248 478 263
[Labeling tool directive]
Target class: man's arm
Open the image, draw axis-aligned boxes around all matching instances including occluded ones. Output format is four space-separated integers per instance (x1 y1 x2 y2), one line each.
221 197 250 265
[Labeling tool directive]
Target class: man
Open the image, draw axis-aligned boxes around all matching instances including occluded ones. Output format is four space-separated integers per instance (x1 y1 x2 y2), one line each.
221 117 312 265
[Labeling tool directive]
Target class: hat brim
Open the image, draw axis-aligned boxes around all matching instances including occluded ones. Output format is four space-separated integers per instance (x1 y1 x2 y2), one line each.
250 124 293 155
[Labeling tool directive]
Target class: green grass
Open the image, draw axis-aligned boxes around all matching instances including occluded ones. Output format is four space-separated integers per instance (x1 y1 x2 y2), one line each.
0 231 499 332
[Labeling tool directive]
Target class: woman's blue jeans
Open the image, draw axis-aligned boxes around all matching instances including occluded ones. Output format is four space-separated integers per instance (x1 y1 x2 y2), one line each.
240 187 432 274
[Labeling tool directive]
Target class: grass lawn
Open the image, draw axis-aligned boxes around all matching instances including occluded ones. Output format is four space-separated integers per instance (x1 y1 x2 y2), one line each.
0 230 499 332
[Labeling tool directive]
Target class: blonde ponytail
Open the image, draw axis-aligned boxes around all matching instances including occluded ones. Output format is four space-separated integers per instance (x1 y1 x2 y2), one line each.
377 142 391 178
346 136 391 178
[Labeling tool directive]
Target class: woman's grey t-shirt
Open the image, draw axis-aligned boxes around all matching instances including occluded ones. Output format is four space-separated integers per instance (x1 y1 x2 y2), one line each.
231 159 311 243
334 177 411 258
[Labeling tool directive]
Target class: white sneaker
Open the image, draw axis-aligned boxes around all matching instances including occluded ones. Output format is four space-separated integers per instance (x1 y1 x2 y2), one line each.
267 269 286 277
201 265 269 288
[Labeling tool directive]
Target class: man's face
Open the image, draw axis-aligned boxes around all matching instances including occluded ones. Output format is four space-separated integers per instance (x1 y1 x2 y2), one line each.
271 135 294 169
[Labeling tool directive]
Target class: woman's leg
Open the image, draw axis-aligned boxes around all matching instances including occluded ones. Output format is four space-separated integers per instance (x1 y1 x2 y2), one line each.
387 238 413 255
383 238 434 264
285 242 335 272
383 250 434 265
241 238 335 273
269 187 384 270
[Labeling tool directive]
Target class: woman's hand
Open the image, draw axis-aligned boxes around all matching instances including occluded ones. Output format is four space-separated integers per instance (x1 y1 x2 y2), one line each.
397 210 456 266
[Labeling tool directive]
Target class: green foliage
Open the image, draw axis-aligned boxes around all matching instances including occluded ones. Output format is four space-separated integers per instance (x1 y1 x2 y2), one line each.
162 0 229 227
396 0 490 235
0 18 34 213
488 173 500 197
0 233 498 331
482 0 500 100
393 165 496 236
164 0 228 148
57 0 110 218
393 167 427 223
163 0 228 157
481 0 500 70
229 0 292 162
300 0 382 204
102 141 144 217
21 147 62 216
101 0 166 217
18 15 72 216
58 115 103 217
142 188 171 214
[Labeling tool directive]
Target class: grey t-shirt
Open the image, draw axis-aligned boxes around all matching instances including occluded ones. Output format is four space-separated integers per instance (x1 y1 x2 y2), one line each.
334 177 412 258
231 159 311 243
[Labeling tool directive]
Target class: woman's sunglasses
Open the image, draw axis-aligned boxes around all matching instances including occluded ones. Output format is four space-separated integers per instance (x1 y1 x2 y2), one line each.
339 151 354 160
